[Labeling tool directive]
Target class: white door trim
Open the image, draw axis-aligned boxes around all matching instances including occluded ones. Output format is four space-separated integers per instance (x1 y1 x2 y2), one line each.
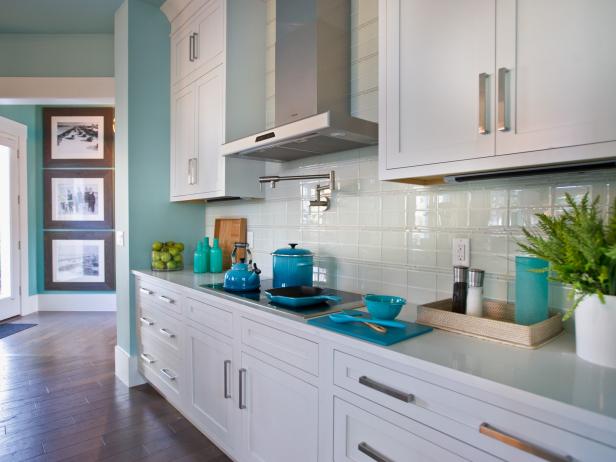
0 116 29 316
0 77 114 105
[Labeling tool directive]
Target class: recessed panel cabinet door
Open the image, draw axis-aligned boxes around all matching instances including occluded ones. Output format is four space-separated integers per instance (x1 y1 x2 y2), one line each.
171 85 196 198
186 327 236 452
384 0 496 170
496 0 616 155
196 67 224 194
240 353 318 462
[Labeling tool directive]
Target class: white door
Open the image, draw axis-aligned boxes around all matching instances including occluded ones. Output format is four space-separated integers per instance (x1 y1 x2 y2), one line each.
496 0 616 155
239 352 319 462
186 326 237 452
195 66 224 195
0 129 21 320
384 0 496 170
171 84 196 198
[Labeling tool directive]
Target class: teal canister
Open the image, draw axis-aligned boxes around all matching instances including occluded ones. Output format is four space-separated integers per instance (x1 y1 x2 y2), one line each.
210 238 223 273
202 237 210 272
193 242 206 273
515 256 549 325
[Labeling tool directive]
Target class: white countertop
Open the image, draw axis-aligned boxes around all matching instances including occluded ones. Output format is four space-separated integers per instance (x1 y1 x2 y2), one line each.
133 268 616 424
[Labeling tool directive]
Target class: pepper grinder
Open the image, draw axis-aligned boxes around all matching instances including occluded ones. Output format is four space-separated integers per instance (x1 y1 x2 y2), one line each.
452 266 469 314
466 269 485 317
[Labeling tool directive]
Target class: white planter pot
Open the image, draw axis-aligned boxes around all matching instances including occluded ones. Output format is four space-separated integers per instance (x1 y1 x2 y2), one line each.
575 294 616 368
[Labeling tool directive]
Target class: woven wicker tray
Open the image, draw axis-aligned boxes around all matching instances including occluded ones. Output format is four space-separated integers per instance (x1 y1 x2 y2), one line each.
417 299 563 349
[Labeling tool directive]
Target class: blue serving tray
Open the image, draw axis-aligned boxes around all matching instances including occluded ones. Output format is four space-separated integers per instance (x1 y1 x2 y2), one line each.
307 310 432 346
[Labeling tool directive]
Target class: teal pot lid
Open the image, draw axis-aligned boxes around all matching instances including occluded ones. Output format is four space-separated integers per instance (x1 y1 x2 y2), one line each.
272 243 313 257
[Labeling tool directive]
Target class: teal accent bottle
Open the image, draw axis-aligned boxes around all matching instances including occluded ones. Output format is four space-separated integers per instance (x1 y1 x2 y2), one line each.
515 256 549 325
193 242 206 273
210 238 223 273
202 237 210 272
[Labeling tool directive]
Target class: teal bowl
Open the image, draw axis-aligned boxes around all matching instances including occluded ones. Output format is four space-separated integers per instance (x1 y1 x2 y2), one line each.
363 294 407 320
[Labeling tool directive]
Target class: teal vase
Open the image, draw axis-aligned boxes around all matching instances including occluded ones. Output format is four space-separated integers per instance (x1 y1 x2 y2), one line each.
202 237 210 272
193 242 206 273
210 238 223 273
515 256 549 325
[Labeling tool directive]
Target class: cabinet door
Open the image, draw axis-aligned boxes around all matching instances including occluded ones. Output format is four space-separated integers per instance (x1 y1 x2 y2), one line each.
193 0 224 78
171 84 196 198
195 67 224 195
496 0 616 155
186 326 236 451
240 353 318 462
171 26 196 88
383 0 496 170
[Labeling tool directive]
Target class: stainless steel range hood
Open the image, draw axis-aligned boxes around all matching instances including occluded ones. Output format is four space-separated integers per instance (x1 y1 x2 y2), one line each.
222 0 378 162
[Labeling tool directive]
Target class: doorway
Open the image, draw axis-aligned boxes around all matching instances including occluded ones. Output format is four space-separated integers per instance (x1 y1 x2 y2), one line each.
0 125 22 320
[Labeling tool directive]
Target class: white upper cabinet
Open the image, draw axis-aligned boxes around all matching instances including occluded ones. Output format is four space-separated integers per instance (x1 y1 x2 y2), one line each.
165 0 265 201
384 0 496 170
495 0 616 155
380 0 616 182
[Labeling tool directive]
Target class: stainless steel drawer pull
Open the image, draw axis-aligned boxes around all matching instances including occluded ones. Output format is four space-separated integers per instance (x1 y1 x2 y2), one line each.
358 442 394 462
160 368 177 381
497 67 510 132
139 287 153 295
478 72 490 134
139 317 154 326
140 353 156 364
223 360 231 399
158 295 174 304
239 368 247 409
192 32 198 60
189 33 195 62
479 423 572 462
359 376 414 403
159 328 175 338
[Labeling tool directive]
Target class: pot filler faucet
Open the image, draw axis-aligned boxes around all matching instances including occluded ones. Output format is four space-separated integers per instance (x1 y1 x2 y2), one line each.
258 170 336 211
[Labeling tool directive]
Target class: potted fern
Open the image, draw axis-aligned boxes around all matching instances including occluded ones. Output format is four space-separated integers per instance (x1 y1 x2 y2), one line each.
519 193 616 368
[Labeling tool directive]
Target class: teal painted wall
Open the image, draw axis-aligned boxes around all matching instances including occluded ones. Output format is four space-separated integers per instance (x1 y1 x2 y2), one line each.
114 0 205 354
0 34 114 77
0 106 41 295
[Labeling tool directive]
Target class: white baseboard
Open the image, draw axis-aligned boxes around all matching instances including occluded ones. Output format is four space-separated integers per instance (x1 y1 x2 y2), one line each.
115 345 146 387
36 293 117 311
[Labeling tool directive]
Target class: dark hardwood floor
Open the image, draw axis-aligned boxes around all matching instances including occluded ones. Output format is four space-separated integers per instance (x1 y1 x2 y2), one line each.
0 312 231 462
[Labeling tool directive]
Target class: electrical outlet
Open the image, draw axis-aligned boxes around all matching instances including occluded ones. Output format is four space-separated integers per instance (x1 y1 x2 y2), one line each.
452 238 470 267
247 231 254 249
116 231 125 247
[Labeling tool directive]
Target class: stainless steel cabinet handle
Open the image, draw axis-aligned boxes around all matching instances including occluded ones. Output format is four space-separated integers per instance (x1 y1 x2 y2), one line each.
139 317 154 326
187 158 198 185
478 72 490 135
140 353 156 364
189 33 194 62
497 67 510 132
359 376 414 403
158 295 174 304
160 368 177 381
479 423 572 462
239 368 247 409
192 32 198 60
191 157 198 185
358 442 394 462
187 158 193 185
223 360 231 399
139 287 153 295
159 328 175 338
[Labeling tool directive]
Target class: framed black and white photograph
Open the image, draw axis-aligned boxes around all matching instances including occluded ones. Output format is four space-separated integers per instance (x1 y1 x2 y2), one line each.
44 108 114 168
44 170 114 229
44 231 115 291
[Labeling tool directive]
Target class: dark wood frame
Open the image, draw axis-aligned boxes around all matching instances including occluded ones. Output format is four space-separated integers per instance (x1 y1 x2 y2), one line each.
44 231 115 291
43 107 114 168
44 170 114 230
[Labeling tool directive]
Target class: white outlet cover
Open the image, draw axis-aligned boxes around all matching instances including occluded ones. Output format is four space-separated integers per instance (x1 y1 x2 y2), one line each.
116 231 125 247
452 238 470 267
247 231 254 249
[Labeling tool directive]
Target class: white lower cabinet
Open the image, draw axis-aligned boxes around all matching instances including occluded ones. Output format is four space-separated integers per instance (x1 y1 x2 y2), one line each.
185 325 237 453
334 398 466 462
238 352 319 462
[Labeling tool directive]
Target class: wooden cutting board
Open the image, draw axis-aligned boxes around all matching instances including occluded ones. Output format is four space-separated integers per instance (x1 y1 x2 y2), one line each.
214 218 247 270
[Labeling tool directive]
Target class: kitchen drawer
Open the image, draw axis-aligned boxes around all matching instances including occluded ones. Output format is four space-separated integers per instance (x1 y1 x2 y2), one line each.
334 397 466 462
334 350 615 462
136 279 183 316
138 303 183 355
139 332 182 403
241 317 318 376
186 296 233 337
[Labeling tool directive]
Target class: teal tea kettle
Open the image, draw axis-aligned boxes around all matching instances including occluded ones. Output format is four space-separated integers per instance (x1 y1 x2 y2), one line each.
223 243 261 292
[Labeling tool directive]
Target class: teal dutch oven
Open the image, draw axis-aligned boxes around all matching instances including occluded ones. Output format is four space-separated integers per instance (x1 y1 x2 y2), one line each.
272 243 313 288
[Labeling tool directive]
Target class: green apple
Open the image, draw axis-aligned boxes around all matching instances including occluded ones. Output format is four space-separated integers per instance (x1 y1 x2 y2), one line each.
151 250 161 262
173 254 183 263
152 241 162 251
166 260 177 270
169 247 179 257
152 261 165 270
174 242 185 252
166 241 175 247
160 252 171 263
